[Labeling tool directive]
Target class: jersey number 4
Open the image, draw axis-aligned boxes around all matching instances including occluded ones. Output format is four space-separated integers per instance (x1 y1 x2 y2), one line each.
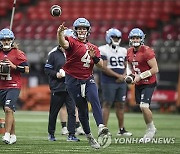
81 51 91 68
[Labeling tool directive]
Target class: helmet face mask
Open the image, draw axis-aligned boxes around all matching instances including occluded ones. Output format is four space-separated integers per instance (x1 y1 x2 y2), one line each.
73 18 91 40
128 28 145 47
106 28 122 46
0 28 15 51
110 36 121 46
0 39 14 51
129 36 141 47
75 27 88 40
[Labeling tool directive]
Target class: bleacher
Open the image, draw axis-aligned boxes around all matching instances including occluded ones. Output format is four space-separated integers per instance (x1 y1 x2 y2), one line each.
0 0 179 111
0 0 179 63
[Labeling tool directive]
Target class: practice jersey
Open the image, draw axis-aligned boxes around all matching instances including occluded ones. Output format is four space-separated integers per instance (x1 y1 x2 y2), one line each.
44 46 66 92
63 36 101 80
0 48 27 89
99 44 127 83
127 45 157 85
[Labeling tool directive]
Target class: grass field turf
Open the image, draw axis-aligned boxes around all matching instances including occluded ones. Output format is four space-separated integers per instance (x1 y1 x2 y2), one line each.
0 110 179 154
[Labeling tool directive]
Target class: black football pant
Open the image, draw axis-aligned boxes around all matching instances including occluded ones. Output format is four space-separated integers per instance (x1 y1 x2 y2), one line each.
48 91 76 136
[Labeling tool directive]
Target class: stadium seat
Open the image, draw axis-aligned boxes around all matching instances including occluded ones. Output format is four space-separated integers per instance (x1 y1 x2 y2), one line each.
152 39 164 47
149 31 161 46
173 1 180 15
152 46 161 60
158 47 169 62
163 40 175 47
175 40 180 47
169 47 179 63
20 0 30 5
14 12 24 21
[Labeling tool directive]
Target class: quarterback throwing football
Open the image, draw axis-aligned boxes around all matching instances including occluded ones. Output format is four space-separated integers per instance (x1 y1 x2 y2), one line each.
57 18 111 149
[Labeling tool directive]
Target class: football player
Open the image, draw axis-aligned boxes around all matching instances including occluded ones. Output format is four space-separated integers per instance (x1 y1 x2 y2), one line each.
99 28 132 136
126 28 159 143
0 28 29 144
57 18 111 149
45 29 82 142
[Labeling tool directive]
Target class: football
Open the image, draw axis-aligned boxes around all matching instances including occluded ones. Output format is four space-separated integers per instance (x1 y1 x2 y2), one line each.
124 74 135 84
0 62 10 76
50 5 62 17
59 69 65 77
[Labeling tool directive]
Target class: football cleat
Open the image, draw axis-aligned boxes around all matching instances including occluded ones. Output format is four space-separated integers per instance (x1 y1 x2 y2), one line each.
98 125 109 137
117 128 132 137
75 126 85 135
48 134 56 141
67 135 80 142
61 127 69 135
140 128 157 143
9 134 17 144
86 133 100 149
2 132 10 144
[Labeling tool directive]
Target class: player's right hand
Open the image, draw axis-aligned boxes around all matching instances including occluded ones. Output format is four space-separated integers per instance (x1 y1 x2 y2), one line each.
56 72 63 79
57 22 67 34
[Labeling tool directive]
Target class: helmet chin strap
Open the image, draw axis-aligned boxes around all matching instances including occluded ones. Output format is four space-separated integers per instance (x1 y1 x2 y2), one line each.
111 38 121 46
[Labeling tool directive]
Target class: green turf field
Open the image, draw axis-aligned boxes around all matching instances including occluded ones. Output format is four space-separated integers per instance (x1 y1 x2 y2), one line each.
0 110 179 154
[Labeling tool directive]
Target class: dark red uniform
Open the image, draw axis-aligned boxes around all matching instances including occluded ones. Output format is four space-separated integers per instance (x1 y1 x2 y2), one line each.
63 36 101 80
127 45 157 85
63 36 104 134
0 48 27 89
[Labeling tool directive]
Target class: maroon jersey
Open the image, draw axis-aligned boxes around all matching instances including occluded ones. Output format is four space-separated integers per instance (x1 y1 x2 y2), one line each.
63 36 101 80
127 45 157 85
0 48 27 89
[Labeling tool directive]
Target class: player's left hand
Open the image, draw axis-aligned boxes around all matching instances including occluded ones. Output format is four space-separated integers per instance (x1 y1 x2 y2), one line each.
133 74 141 83
88 45 96 58
116 74 125 83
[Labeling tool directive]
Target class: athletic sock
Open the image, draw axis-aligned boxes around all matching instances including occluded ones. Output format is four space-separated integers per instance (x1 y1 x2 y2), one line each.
147 121 155 130
98 124 105 128
75 122 80 128
61 122 66 128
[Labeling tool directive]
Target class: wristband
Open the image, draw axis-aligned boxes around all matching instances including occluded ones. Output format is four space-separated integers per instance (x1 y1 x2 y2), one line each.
140 70 152 79
16 65 25 73
92 56 100 64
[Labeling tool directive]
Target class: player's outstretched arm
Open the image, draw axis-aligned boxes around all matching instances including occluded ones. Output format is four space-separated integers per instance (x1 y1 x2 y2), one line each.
57 22 69 49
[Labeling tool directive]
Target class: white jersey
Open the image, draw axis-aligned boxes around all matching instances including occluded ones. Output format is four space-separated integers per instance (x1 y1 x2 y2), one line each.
99 44 127 83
